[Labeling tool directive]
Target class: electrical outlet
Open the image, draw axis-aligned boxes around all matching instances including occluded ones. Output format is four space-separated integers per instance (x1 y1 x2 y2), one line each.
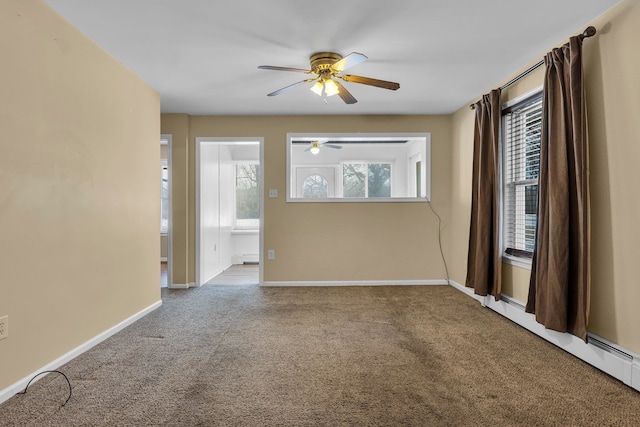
0 316 8 340
267 250 275 260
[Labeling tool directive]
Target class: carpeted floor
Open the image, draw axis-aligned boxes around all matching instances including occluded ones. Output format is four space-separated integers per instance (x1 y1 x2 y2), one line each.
1 285 639 426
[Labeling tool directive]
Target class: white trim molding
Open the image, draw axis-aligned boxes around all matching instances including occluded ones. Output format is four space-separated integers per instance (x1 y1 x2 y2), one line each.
286 132 432 203
0 300 162 405
502 255 532 270
449 280 640 393
262 279 448 287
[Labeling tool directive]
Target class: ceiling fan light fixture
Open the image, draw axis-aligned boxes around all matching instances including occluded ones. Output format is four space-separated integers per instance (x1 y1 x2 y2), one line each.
324 79 340 97
259 51 398 105
310 81 324 96
309 141 321 154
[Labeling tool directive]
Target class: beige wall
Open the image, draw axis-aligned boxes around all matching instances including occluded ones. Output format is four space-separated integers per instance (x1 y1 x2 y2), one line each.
450 0 640 354
161 235 168 259
162 115 453 283
0 0 160 391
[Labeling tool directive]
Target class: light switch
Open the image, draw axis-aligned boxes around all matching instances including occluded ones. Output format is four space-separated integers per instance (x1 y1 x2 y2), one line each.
268 189 278 198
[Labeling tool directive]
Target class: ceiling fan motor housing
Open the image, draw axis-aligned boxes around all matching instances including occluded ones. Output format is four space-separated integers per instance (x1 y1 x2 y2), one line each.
310 52 342 74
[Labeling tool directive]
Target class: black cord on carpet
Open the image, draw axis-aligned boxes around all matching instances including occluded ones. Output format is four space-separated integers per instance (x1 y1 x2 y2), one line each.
18 370 72 406
427 201 451 284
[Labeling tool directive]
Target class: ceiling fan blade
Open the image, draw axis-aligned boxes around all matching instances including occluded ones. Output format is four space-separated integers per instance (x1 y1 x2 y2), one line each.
267 79 314 96
334 81 357 104
331 52 368 72
341 74 400 90
258 65 313 73
323 144 343 150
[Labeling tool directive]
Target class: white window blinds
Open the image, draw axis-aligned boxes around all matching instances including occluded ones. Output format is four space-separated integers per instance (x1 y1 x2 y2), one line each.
503 93 542 257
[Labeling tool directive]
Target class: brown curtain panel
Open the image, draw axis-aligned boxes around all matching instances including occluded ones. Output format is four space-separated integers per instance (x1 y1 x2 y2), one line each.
466 89 502 300
526 36 591 341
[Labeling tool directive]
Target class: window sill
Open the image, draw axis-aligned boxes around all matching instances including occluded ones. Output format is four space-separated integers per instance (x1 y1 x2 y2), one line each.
502 254 532 270
286 197 431 203
231 229 259 235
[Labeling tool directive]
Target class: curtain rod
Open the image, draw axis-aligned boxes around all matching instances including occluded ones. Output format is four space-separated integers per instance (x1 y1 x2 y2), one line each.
469 26 596 110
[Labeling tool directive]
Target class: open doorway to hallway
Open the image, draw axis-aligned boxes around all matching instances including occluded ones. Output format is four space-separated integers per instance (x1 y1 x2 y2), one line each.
196 138 263 286
160 135 171 287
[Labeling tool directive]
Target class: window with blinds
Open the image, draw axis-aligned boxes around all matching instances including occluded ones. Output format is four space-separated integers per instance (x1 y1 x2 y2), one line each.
502 92 542 259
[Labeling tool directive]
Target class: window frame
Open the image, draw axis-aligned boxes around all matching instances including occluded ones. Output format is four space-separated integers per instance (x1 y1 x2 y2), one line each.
286 132 431 203
501 87 543 268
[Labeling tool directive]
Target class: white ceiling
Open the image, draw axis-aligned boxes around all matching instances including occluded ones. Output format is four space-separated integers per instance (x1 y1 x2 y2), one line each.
43 0 619 115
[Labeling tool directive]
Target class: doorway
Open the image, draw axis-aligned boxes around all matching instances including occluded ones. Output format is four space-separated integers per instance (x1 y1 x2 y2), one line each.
160 134 172 287
195 138 263 286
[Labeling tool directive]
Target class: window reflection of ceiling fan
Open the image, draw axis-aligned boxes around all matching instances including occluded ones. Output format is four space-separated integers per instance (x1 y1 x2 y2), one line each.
258 52 400 104
305 140 342 155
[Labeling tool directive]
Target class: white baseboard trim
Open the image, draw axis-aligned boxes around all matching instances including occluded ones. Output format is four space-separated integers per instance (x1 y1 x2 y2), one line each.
168 283 189 289
449 280 640 393
0 299 162 405
261 279 448 287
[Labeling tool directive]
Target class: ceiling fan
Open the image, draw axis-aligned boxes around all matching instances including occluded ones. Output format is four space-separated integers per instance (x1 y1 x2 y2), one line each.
258 52 400 104
304 140 343 155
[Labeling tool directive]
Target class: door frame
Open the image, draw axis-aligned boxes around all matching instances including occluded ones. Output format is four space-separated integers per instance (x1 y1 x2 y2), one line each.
195 137 264 286
161 134 173 288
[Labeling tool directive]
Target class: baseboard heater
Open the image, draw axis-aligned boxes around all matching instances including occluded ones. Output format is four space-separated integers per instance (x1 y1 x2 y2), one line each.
449 281 640 393
588 335 635 362
499 294 526 310
499 294 635 362
495 292 640 392
232 254 259 264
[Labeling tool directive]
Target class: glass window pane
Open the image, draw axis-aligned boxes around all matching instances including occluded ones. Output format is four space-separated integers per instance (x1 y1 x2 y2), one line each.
368 163 391 198
525 184 537 215
236 164 260 221
302 174 329 198
343 163 366 198
502 93 542 256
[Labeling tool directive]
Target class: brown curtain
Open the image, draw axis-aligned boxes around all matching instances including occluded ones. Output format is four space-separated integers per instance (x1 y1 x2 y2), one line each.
466 89 502 300
526 36 591 341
